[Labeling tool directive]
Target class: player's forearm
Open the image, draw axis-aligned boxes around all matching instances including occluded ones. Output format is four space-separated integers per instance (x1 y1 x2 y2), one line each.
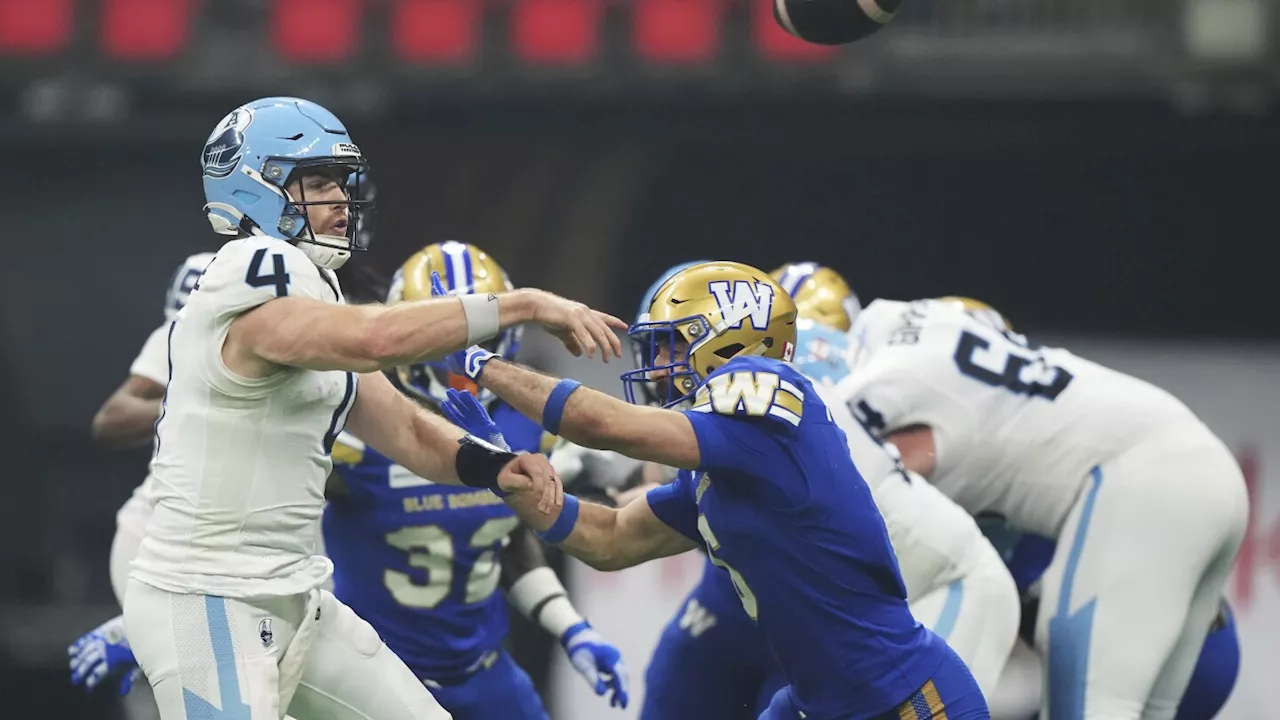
478 360 638 453
364 290 539 368
500 525 550 589
90 394 162 449
399 407 470 486
480 360 698 468
503 492 627 571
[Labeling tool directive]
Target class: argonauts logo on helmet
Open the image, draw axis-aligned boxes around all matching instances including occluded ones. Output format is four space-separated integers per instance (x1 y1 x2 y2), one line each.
201 107 253 179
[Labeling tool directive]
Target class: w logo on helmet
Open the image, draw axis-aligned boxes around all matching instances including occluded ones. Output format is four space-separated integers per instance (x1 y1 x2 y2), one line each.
709 280 774 331
201 108 253 179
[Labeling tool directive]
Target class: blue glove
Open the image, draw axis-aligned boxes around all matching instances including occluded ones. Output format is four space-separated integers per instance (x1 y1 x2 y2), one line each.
561 621 630 709
430 271 497 378
440 388 510 451
68 615 140 696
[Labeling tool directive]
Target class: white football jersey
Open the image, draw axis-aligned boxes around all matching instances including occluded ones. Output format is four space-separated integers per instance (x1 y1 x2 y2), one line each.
114 322 173 535
117 252 220 534
131 236 358 599
838 299 1202 537
818 385 990 599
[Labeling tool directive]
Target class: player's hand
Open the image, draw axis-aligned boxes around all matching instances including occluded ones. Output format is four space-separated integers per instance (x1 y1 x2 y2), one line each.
430 272 498 378
68 615 141 696
561 621 630 709
498 452 564 514
527 290 628 362
441 388 509 450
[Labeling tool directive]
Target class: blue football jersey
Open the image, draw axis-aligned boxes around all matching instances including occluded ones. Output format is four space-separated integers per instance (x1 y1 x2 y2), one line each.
323 402 548 678
647 355 947 719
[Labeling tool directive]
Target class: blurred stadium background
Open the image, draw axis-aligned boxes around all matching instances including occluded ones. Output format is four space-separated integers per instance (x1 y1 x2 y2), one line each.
2 0 1277 717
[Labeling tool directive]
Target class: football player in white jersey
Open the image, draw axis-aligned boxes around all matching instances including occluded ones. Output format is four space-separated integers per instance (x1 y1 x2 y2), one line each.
123 97 617 720
836 295 1248 720
772 264 1021 700
69 253 215 720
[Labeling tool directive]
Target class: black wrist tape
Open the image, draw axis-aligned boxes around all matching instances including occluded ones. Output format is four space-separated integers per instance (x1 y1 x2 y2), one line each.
456 435 518 497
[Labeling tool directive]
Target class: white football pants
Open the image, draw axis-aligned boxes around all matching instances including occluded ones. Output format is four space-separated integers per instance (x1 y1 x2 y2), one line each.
124 579 453 720
1035 424 1248 720
909 535 1021 701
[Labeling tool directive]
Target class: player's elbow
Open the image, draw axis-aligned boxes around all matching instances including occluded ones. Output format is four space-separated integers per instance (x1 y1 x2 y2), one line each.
90 401 132 449
582 551 629 573
89 407 115 446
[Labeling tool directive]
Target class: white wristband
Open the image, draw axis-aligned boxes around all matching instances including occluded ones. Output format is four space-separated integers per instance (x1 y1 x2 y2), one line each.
508 566 585 639
459 292 500 347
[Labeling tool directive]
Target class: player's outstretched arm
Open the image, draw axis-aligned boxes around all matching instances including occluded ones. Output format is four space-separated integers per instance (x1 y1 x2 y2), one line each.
90 375 165 449
474 359 703 470
504 489 697 571
345 372 563 511
228 286 625 376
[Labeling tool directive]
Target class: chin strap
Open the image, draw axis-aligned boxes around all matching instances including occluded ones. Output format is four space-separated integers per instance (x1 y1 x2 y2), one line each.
295 235 351 270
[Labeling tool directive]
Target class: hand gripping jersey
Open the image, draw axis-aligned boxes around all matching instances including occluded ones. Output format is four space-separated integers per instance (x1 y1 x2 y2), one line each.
841 299 1202 538
132 236 357 599
324 402 547 679
646 355 945 720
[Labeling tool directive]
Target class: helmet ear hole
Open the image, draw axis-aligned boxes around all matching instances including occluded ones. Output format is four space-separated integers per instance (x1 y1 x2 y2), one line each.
715 343 744 359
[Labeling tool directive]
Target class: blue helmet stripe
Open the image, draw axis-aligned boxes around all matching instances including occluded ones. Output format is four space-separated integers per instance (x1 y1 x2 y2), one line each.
440 240 469 293
463 246 474 292
777 262 818 298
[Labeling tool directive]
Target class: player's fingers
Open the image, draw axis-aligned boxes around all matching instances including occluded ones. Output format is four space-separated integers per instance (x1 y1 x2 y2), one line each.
584 314 621 362
572 318 598 359
72 651 99 681
86 665 107 690
520 455 556 514
558 330 584 357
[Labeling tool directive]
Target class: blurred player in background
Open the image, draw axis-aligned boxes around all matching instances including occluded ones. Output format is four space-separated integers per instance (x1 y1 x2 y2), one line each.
122 96 611 720
68 252 214 720
438 261 989 719
837 296 1248 720
774 262 1021 700
324 241 628 719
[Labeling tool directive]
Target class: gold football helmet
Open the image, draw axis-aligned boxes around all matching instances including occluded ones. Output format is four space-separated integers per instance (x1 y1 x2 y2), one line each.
388 241 520 405
622 261 797 407
769 262 861 332
938 295 1013 332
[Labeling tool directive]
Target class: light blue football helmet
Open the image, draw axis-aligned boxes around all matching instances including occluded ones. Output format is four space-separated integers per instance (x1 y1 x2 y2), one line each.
200 97 372 270
790 317 854 388
629 260 709 406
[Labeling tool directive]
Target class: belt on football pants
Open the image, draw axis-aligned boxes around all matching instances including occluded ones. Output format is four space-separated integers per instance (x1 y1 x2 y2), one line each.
893 679 947 720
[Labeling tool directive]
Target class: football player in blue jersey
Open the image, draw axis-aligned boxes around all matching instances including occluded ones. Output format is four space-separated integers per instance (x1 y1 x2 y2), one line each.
627 261 788 720
322 241 629 720
437 261 989 720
